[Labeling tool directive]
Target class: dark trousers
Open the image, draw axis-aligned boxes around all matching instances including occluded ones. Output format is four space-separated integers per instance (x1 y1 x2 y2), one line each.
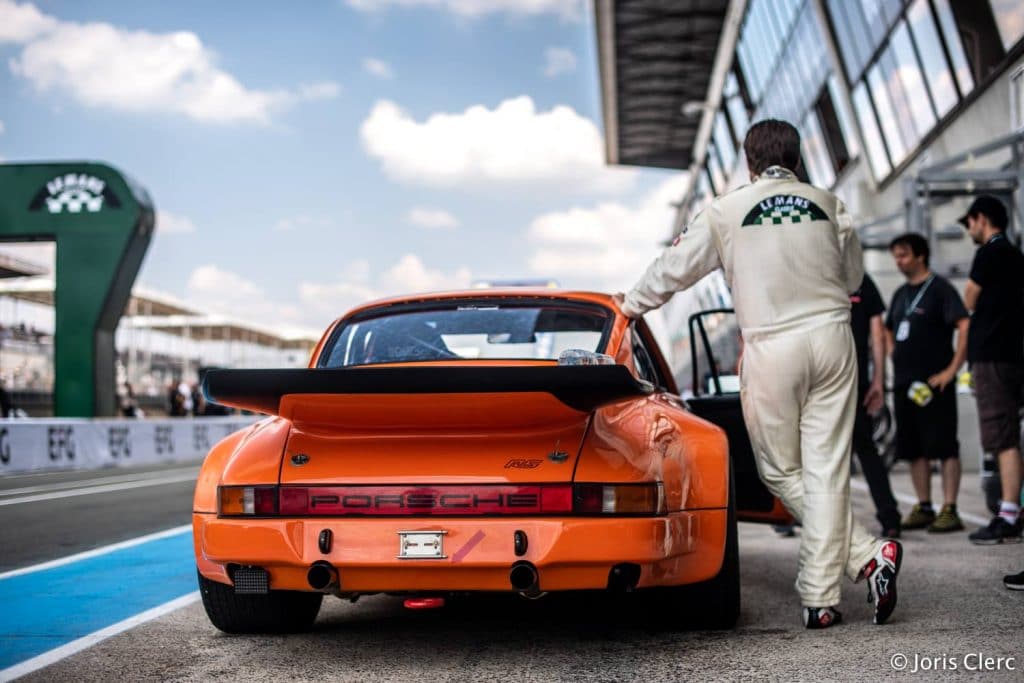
853 385 901 530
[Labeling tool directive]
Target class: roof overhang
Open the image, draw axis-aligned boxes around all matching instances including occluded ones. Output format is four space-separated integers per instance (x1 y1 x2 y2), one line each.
0 253 47 279
595 0 744 171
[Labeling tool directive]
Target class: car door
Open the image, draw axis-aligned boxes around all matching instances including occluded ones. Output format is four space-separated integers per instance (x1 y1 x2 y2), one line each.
683 308 791 524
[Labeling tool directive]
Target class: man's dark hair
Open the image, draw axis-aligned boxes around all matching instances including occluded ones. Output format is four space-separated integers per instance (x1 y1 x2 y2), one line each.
744 119 802 176
889 232 930 267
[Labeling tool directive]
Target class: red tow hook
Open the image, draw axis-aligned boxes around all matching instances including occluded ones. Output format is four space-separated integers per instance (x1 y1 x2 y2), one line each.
403 597 445 610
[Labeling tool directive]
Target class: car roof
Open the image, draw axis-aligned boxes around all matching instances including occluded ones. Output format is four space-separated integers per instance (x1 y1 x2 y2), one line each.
340 289 616 319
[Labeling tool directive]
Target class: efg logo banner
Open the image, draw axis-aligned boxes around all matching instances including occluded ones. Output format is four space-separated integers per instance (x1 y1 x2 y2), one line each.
28 173 122 214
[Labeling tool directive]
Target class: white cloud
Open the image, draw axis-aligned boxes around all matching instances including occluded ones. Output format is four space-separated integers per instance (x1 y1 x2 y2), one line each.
345 0 583 20
363 58 394 80
156 211 197 235
527 174 690 292
185 264 315 337
360 96 634 192
0 0 56 43
542 47 576 78
273 214 333 232
0 119 5 134
380 254 472 292
407 207 459 230
298 254 472 324
298 81 342 100
1 1 340 124
185 256 472 333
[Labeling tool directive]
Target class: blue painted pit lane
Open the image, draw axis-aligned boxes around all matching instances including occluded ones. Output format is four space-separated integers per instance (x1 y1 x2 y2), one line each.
0 529 195 670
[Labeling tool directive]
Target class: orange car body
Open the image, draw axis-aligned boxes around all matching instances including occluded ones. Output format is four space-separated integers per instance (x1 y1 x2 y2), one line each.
193 290 787 597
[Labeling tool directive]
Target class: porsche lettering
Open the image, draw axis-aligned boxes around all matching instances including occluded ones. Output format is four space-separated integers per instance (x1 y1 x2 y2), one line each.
306 491 540 512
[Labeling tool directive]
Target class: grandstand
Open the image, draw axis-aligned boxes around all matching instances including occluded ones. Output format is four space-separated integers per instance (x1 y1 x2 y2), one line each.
0 254 318 415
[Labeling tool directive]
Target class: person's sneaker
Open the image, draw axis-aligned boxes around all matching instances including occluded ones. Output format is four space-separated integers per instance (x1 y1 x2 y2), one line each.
802 606 843 629
901 504 935 530
1004 570 1024 590
927 505 964 533
969 517 1022 545
860 540 902 625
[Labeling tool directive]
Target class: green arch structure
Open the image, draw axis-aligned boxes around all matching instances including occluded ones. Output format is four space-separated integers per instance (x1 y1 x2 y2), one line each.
0 162 154 416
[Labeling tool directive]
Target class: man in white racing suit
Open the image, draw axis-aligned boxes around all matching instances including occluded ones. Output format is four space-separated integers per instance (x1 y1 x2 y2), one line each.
616 120 903 628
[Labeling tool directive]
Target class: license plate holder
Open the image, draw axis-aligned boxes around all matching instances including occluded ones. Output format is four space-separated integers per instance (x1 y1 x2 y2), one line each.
397 530 447 559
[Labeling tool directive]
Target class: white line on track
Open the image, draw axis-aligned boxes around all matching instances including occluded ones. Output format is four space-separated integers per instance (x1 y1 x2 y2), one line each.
0 473 198 507
0 466 200 497
0 592 200 682
851 478 989 526
0 524 192 580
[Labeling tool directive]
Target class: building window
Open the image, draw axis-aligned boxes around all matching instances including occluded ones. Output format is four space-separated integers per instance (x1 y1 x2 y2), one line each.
907 0 959 116
852 83 892 179
827 0 878 81
991 0 1024 51
826 74 859 158
713 112 736 172
706 142 725 195
723 71 749 139
867 62 908 164
1012 64 1024 131
814 85 852 177
888 20 937 140
802 110 836 189
946 1 1007 84
931 0 975 97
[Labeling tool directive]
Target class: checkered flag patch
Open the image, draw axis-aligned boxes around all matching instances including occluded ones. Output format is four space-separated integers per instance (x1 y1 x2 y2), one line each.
742 195 829 227
753 204 817 226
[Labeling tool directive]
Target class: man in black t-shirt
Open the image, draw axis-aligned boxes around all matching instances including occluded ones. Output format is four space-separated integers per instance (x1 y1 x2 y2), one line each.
850 274 901 536
960 196 1024 546
886 233 969 534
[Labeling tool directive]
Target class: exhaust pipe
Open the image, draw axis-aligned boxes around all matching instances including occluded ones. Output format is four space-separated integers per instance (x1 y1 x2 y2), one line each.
607 563 641 592
307 561 338 591
509 561 543 598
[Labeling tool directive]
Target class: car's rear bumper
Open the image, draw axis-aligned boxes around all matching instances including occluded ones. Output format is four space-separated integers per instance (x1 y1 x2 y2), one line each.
193 510 727 592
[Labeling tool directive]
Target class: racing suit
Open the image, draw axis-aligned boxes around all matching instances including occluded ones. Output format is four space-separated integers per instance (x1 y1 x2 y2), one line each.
622 166 879 608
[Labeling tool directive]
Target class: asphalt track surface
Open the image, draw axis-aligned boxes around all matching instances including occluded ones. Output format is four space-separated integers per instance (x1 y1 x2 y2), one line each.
1 462 1022 682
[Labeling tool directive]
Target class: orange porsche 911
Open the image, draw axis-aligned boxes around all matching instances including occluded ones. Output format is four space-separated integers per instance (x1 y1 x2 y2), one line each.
193 290 789 632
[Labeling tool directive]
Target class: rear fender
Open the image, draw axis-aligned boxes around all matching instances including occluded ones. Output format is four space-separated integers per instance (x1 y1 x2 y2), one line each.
192 417 291 513
573 396 728 512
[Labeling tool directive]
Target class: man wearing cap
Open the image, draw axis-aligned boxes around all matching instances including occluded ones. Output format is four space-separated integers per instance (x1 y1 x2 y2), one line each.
615 119 903 629
885 233 969 534
960 196 1024 546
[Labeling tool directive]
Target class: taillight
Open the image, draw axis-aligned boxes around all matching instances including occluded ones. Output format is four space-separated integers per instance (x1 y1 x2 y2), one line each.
573 482 666 515
219 486 277 516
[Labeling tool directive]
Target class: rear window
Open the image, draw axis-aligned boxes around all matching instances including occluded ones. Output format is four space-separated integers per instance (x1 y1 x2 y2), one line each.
318 301 611 367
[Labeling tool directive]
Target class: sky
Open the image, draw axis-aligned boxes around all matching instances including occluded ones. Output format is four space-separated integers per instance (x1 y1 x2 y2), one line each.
0 0 687 338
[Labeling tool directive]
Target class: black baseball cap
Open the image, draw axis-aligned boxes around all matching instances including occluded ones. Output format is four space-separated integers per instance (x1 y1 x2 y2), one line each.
958 195 1008 230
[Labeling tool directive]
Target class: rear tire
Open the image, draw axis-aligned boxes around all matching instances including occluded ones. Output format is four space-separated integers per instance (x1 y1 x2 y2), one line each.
651 470 740 630
197 570 323 634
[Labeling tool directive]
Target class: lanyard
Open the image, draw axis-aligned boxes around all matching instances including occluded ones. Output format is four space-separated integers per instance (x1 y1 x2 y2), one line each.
903 274 934 320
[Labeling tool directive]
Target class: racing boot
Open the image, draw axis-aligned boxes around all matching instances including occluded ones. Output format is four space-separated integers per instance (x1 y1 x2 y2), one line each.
802 606 842 629
859 539 902 625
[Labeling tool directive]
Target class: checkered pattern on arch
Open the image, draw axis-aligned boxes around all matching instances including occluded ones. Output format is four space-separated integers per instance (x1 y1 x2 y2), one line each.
751 204 818 226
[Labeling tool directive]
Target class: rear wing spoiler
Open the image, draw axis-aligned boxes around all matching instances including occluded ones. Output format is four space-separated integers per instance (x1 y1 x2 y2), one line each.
203 365 653 416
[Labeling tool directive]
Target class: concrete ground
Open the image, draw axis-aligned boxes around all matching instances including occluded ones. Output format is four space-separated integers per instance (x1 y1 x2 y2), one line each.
9 466 1022 683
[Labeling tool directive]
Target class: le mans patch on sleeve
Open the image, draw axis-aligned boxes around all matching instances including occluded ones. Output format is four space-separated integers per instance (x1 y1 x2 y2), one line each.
741 195 828 227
